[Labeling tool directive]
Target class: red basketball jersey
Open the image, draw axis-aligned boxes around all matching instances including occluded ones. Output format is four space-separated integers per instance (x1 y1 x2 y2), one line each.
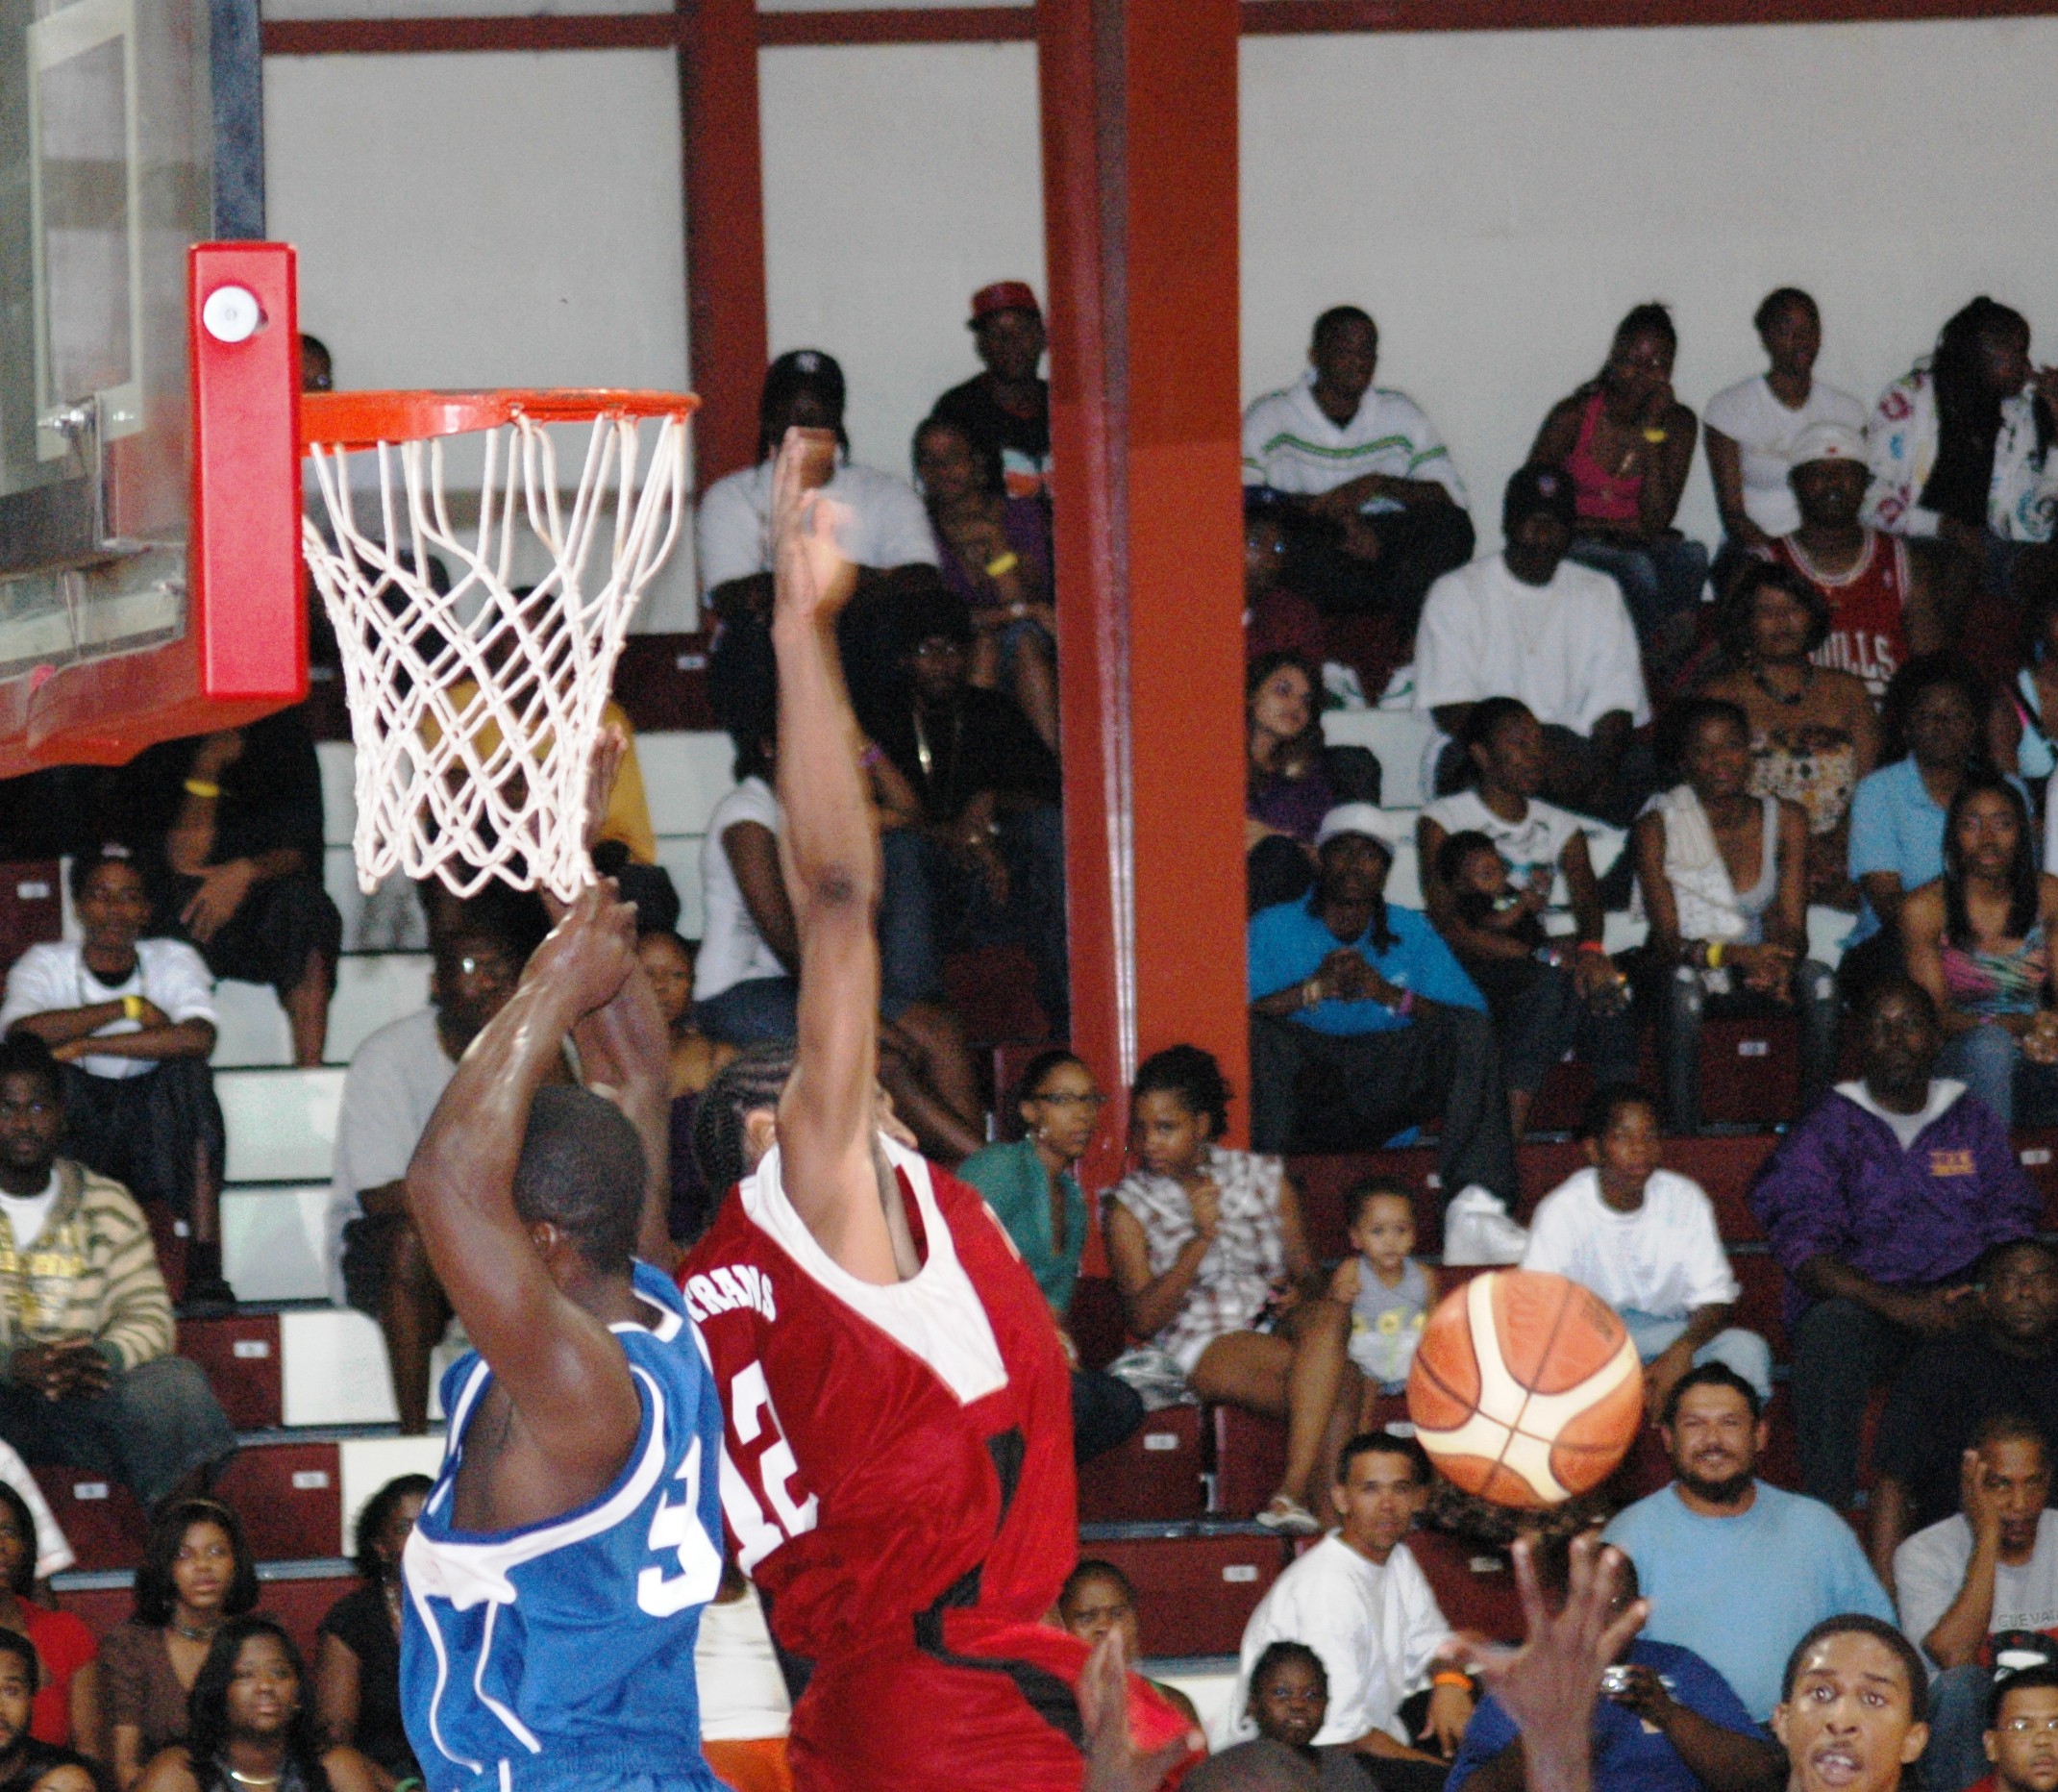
682 1138 1188 1791
1771 529 1911 700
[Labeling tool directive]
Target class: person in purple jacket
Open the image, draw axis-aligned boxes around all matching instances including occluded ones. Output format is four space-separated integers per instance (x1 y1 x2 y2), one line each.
1750 973 2041 1511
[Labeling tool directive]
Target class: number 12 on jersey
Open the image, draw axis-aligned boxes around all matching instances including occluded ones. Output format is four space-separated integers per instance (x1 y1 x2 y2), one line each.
718 1360 819 1572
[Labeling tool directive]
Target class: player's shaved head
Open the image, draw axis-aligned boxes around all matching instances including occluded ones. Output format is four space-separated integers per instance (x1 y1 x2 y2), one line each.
1185 1739 1319 1791
514 1085 645 1275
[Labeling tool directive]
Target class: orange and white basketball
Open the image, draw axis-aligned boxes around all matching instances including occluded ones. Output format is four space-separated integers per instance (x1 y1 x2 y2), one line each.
1406 1270 1645 1509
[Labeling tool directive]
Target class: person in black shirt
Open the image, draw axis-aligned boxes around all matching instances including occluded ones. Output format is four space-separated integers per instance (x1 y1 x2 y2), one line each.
114 707 343 1068
930 282 1052 502
1869 1237 2058 1591
873 577 1069 1038
312 1474 428 1786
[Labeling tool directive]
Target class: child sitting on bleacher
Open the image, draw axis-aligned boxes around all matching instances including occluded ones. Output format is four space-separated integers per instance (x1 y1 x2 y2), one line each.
1326 1180 1437 1424
1442 831 1549 954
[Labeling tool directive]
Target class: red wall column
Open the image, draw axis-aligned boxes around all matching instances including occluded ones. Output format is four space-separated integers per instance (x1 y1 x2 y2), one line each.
1040 0 1248 1183
677 0 767 487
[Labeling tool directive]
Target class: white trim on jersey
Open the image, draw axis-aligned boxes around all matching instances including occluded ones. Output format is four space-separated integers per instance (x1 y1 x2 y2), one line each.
737 1135 1009 1406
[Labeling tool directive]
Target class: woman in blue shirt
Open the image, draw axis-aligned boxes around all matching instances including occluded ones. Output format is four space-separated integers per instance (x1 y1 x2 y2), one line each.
958 1050 1145 1461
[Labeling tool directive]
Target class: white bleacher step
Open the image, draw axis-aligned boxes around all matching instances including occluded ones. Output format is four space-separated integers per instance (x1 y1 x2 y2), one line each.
212 954 431 1068
338 1435 447 1554
219 1066 345 1184
279 1307 469 1431
1323 708 1436 809
224 1184 330 1303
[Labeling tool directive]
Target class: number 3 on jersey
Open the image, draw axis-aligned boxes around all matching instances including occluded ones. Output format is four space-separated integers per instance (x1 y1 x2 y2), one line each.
637 1435 725 1617
718 1360 818 1572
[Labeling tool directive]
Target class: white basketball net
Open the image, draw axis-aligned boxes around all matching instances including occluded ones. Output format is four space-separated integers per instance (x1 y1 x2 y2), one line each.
301 408 689 901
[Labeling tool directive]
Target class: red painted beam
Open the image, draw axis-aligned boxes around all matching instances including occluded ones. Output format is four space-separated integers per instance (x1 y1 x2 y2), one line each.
678 0 769 487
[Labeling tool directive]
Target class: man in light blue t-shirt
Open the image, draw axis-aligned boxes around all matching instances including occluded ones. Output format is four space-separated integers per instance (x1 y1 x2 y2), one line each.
1602 1362 1895 1722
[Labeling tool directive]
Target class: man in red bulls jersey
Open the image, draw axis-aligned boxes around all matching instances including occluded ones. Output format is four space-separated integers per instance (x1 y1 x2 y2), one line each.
683 429 1200 1792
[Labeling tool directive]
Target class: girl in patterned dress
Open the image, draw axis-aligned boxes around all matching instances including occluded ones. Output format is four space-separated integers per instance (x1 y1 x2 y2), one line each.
1103 1046 1353 1537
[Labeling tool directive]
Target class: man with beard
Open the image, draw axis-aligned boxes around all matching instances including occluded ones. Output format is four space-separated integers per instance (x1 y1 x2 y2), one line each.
1602 1364 1894 1723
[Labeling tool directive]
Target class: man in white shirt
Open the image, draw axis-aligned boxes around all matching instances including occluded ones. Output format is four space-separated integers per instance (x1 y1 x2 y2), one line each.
1524 1083 1772 1411
1236 1432 1471 1789
329 894 539 1433
1896 1415 2058 1792
1242 307 1475 636
1415 465 1650 824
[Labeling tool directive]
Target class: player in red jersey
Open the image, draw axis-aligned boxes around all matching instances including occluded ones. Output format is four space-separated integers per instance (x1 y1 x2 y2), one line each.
682 430 1198 1792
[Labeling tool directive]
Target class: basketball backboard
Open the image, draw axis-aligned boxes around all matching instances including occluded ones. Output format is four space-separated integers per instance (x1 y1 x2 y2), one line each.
0 0 301 779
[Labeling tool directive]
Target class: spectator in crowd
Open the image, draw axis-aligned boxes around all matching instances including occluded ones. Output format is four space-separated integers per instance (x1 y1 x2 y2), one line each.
1525 1084 1773 1409
1528 304 1706 674
133 1616 379 1792
1245 490 1327 668
1246 805 1519 1241
1846 657 2008 995
930 281 1051 500
1872 1239 2058 1581
0 848 229 1303
312 1475 427 1789
1900 776 2058 1126
1104 1045 1351 1535
1240 306 1475 638
1418 698 1637 1135
1248 652 1334 913
696 350 937 619
958 1051 1147 1462
1057 1561 1203 1731
0 1484 94 1751
1415 465 1650 825
1240 1643 1377 1790
299 334 331 395
1446 1533 1781 1792
118 709 341 1069
1326 1181 1436 1420
1895 1417 2058 1792
1866 300 2058 595
0 1629 85 1792
1764 424 1955 700
870 579 1072 1039
2008 588 2058 799
632 931 736 1249
695 706 985 1161
100 1500 260 1789
1770 1618 1932 1792
911 413 1058 750
1749 976 2040 1510
328 892 541 1434
1234 1433 1469 1789
1703 288 1868 561
1629 697 1838 1133
1971 1666 2058 1792
1697 561 1880 906
0 1035 235 1509
1602 1364 1896 1722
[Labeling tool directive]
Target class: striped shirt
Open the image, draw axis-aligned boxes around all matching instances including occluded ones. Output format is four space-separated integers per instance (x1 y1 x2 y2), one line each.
0 1160 172 1370
1242 373 1468 510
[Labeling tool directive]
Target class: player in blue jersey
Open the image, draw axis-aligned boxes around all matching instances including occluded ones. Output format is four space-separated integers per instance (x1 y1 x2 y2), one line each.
397 881 726 1792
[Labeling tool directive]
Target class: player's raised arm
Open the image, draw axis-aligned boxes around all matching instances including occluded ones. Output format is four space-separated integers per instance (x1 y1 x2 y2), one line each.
765 427 906 1282
404 886 645 1515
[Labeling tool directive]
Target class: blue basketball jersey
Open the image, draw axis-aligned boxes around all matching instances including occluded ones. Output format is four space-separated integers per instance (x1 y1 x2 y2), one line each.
400 1262 725 1792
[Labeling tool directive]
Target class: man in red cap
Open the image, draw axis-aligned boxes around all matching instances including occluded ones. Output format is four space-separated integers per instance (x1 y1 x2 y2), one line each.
931 282 1050 501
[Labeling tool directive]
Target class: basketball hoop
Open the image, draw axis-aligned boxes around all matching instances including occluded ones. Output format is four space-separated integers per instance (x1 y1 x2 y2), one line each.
300 388 697 901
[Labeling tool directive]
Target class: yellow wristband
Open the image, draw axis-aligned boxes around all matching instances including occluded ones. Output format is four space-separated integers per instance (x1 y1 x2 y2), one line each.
121 994 142 1023
1706 940 1724 970
183 778 220 799
983 551 1021 580
1641 427 1669 445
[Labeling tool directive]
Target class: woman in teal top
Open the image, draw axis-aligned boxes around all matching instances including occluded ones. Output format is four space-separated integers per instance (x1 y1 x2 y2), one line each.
959 1050 1145 1461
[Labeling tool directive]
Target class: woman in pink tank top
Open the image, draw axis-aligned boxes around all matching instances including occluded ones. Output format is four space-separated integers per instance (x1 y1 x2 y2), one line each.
1530 304 1708 685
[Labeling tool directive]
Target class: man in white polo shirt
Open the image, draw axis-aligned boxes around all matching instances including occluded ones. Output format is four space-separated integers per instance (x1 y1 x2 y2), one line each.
1243 307 1475 637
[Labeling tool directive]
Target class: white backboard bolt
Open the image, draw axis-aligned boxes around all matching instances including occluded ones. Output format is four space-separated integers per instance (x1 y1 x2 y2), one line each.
202 285 264 344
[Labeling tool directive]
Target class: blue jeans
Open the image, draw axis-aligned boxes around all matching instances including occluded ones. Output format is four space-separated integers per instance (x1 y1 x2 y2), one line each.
1921 1664 1996 1792
693 975 801 1045
1620 1310 1773 1405
1938 1020 2058 1127
880 807 1070 1038
0 1355 236 1506
1653 958 1839 1135
1566 534 1709 667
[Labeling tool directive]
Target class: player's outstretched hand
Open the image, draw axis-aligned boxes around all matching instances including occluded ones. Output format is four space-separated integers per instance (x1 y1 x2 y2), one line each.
523 883 638 1020
1079 1628 1203 1792
1437 1532 1646 1792
771 426 858 631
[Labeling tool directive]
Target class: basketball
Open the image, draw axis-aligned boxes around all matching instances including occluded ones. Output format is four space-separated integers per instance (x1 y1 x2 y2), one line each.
1406 1270 1645 1509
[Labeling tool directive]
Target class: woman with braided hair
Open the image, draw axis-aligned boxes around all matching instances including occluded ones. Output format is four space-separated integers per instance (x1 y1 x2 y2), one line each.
681 430 1199 1792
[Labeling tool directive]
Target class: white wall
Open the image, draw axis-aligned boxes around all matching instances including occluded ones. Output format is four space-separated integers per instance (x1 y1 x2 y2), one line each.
263 48 699 624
